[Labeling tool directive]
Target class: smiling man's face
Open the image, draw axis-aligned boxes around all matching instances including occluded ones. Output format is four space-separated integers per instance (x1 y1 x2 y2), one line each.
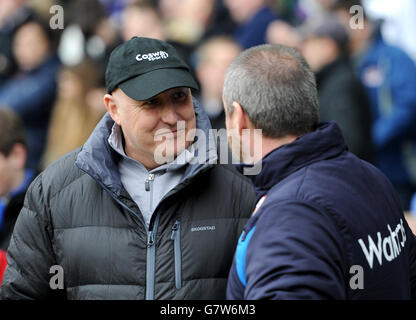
105 87 196 169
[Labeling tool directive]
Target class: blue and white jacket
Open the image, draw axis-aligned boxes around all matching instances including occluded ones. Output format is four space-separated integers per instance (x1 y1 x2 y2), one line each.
356 33 416 187
227 122 416 299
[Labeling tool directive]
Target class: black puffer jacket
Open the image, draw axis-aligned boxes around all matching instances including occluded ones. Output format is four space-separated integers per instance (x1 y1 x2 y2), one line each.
0 101 256 300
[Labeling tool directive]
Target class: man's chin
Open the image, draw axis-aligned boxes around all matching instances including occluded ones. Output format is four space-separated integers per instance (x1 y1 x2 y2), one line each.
153 144 189 165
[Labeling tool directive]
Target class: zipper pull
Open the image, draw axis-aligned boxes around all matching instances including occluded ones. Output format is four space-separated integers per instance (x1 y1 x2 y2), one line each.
171 221 180 240
147 231 155 248
145 173 155 191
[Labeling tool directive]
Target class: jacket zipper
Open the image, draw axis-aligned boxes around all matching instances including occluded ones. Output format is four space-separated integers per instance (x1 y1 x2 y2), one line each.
145 172 157 299
82 165 214 299
146 212 160 300
171 220 182 289
94 181 160 300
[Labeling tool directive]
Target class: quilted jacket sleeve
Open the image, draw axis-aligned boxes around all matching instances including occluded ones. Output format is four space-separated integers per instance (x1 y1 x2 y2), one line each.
0 174 64 300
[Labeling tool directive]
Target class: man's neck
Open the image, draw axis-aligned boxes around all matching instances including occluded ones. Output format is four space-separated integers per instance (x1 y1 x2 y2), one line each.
124 144 160 171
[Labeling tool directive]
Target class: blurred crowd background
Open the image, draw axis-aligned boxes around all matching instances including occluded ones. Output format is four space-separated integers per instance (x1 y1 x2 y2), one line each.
1 0 416 215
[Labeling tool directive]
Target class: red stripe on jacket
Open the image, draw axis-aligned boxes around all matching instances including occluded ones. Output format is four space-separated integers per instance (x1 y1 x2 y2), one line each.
0 250 7 286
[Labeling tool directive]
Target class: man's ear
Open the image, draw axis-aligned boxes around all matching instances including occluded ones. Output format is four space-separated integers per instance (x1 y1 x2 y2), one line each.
230 101 248 135
103 93 121 125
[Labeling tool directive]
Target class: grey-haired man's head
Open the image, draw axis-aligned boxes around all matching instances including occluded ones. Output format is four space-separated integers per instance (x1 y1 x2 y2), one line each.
223 44 319 139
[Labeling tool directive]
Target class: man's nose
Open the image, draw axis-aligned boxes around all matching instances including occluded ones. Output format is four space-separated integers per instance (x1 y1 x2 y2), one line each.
160 103 181 125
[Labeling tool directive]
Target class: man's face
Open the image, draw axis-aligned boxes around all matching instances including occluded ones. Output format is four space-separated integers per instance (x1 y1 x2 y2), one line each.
0 149 26 197
13 22 50 71
301 36 337 72
121 7 165 41
0 153 14 197
109 87 196 168
196 42 241 99
0 144 26 197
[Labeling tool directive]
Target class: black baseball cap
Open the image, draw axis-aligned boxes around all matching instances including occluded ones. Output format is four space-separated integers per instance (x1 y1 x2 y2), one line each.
105 37 199 100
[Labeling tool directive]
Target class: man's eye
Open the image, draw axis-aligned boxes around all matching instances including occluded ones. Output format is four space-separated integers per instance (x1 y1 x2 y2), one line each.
172 91 187 100
143 99 158 106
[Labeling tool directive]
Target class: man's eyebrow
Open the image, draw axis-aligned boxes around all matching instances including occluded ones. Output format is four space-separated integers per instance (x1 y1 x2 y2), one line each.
135 101 148 107
138 98 158 106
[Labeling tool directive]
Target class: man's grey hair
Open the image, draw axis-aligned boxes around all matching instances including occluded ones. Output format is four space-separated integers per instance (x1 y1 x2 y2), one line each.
223 44 319 138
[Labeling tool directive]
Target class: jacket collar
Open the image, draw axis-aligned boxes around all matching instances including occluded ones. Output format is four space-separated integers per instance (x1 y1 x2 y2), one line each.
75 98 217 197
245 122 348 196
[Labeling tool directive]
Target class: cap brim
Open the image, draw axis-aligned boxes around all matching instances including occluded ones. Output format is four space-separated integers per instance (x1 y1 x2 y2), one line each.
119 68 199 100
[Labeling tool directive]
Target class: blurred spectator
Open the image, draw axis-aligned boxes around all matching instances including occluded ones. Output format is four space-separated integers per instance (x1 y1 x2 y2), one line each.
58 0 121 69
0 108 35 284
28 0 59 21
266 20 302 50
0 17 61 171
265 0 338 50
270 0 303 25
223 0 278 49
198 0 237 41
265 0 337 50
157 0 182 21
362 0 416 61
334 1 416 210
293 0 335 27
0 0 33 84
158 0 237 46
42 60 106 168
301 14 373 162
99 0 133 25
314 0 337 10
121 1 167 41
194 36 241 129
120 1 196 83
161 0 216 46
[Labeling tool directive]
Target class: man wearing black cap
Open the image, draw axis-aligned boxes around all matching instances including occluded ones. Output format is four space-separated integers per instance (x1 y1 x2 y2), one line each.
0 37 256 300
